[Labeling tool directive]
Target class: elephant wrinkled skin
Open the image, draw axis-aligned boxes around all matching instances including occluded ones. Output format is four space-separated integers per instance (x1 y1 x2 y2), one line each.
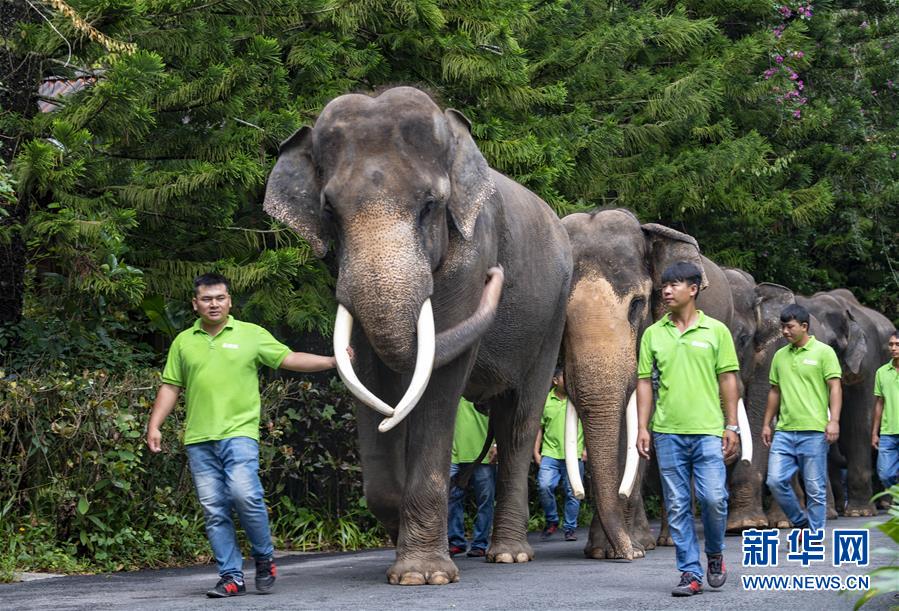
264 87 572 585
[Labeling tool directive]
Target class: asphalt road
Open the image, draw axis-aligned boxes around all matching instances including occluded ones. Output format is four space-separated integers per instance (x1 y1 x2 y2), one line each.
2 515 897 611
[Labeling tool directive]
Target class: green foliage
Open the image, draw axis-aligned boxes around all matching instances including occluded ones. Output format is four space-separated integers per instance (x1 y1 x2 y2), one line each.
855 484 899 608
3 0 898 575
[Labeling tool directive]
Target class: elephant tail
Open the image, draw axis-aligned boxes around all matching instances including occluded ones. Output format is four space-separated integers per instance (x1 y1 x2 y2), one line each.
450 414 495 490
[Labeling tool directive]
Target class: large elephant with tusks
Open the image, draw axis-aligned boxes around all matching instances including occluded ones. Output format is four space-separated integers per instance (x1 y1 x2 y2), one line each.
264 87 572 585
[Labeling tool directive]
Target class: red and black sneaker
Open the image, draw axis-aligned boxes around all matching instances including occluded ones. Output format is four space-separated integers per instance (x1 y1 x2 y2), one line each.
448 545 466 556
206 575 246 598
541 522 559 540
255 556 277 593
707 553 726 588
671 572 703 597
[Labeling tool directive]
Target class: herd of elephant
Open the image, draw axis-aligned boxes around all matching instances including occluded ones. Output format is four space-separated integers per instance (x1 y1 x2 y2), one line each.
262 86 896 585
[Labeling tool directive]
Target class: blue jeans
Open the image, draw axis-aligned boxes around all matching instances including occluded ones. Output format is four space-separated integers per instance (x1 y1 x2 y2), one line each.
654 433 728 579
448 463 496 551
186 436 273 579
878 434 899 489
766 430 829 532
536 456 584 532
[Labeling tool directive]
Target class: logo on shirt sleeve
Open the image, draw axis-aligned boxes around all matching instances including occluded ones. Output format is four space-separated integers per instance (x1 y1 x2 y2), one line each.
222 343 240 349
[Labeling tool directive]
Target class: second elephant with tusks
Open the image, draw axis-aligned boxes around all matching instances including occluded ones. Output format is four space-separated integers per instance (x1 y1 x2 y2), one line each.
561 209 749 559
264 87 572 585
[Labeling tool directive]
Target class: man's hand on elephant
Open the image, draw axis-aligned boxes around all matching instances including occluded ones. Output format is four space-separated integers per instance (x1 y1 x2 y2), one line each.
533 453 541 465
488 444 498 464
825 419 840 444
637 427 651 459
872 433 880 449
146 427 162 453
722 430 739 464
761 424 773 447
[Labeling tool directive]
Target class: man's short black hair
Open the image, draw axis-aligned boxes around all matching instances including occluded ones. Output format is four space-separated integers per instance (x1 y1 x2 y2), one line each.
554 366 564 378
660 261 703 289
779 303 810 326
890 329 899 341
194 273 230 294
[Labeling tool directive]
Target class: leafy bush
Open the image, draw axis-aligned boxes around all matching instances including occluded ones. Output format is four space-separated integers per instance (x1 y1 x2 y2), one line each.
0 368 385 579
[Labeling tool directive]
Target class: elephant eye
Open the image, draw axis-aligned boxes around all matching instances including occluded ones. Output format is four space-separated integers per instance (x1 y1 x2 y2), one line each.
321 195 337 226
628 297 645 325
418 195 437 225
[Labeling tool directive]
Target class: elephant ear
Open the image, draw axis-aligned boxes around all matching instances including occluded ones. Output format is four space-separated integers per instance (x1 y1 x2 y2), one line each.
263 127 330 258
755 282 794 343
641 223 709 291
843 308 868 376
444 109 495 241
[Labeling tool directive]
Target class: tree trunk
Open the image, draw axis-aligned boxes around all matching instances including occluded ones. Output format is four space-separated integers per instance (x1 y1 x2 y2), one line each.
0 0 39 328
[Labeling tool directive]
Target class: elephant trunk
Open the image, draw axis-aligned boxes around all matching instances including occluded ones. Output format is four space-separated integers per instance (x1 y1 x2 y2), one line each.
335 212 503 429
564 276 638 559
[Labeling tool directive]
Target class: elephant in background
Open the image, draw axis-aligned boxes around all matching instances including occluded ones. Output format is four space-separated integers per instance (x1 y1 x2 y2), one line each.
724 269 795 530
264 87 573 584
561 209 734 559
724 270 844 530
797 289 895 516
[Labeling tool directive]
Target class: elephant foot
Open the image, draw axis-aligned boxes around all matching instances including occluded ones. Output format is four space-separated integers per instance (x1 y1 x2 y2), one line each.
843 503 876 517
629 539 646 559
766 509 791 530
655 533 674 547
487 539 533 564
726 510 769 533
583 537 635 560
386 556 460 586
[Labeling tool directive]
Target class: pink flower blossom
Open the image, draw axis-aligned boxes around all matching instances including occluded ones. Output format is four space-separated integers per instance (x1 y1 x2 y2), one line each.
776 55 784 64
797 80 804 90
795 50 805 58
793 109 802 118
892 152 897 159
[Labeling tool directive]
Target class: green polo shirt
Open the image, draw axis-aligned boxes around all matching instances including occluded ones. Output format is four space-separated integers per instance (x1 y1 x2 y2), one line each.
769 335 841 432
638 310 739 436
875 361 899 435
452 399 490 464
540 390 585 460
162 316 291 445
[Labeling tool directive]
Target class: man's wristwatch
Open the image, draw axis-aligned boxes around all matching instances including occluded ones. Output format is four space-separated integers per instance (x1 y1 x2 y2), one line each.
725 424 741 434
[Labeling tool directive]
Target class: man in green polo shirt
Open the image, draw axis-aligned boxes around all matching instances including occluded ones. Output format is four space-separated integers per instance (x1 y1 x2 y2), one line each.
447 398 497 558
534 368 586 542
762 303 842 535
872 331 899 492
146 273 344 598
636 261 740 597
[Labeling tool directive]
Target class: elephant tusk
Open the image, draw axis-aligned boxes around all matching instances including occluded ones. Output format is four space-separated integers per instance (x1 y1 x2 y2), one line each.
738 398 752 465
378 299 436 433
565 398 585 500
334 305 395 417
618 390 639 500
